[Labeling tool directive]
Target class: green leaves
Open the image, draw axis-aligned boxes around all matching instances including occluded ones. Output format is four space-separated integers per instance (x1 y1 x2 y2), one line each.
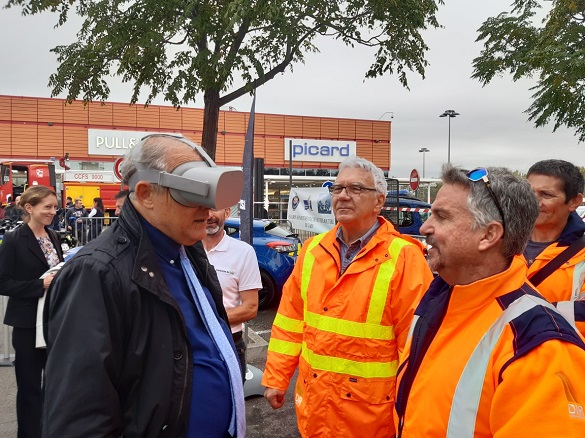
472 0 585 142
6 0 443 157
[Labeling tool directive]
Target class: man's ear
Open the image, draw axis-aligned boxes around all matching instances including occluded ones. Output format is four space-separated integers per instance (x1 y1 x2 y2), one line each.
478 222 504 252
133 182 156 209
568 193 583 212
374 193 386 213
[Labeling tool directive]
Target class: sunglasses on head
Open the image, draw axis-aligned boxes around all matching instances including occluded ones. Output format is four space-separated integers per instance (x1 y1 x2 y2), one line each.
466 167 506 237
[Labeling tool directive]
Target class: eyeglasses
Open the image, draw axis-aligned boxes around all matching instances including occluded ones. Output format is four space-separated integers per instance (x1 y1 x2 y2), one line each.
466 167 506 236
329 184 378 197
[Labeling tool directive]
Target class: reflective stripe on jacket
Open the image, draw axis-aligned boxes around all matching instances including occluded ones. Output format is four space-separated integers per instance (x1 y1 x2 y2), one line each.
523 211 585 336
262 218 433 438
395 257 585 437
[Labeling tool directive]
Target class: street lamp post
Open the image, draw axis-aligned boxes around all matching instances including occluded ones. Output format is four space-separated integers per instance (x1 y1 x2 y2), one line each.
418 147 430 178
439 109 460 164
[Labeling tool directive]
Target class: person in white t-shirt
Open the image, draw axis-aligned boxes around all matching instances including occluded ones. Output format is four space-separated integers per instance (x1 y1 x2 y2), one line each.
203 207 262 381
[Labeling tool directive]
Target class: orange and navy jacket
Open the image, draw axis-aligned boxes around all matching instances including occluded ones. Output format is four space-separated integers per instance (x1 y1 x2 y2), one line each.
262 218 433 438
395 257 585 437
522 212 585 336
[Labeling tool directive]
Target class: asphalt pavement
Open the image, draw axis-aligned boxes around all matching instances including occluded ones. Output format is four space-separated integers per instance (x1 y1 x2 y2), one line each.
0 303 300 437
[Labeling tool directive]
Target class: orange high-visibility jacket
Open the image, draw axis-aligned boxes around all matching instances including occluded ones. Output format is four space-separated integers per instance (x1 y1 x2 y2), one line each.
522 214 585 336
395 257 585 438
262 219 433 438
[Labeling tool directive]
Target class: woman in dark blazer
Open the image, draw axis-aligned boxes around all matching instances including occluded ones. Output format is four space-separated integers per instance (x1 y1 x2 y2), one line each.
0 186 64 438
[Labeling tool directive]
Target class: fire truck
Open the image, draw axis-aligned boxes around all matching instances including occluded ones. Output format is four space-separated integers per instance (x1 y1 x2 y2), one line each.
0 160 122 214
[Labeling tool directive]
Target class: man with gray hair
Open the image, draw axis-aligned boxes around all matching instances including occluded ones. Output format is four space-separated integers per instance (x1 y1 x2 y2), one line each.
395 165 585 437
262 155 433 437
43 134 246 437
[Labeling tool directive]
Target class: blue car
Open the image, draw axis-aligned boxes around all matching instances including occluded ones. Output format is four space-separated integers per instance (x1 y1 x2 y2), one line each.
224 217 300 309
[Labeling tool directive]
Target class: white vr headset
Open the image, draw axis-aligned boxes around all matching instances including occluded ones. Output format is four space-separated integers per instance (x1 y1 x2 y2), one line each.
127 136 244 210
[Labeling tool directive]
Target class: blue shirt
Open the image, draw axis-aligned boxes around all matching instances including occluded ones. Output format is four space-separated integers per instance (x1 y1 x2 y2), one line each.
142 219 233 438
336 219 381 274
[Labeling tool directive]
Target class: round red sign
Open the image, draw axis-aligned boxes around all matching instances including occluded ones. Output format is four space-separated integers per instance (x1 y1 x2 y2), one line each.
113 157 124 181
409 169 420 191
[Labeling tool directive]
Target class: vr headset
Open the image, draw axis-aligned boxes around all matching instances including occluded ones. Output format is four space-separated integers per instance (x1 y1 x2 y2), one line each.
127 136 244 210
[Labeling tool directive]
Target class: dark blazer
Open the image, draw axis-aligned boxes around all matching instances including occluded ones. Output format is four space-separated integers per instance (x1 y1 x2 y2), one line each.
0 223 64 328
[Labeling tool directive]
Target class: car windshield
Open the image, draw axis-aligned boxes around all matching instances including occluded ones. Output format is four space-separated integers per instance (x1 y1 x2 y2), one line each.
419 211 431 224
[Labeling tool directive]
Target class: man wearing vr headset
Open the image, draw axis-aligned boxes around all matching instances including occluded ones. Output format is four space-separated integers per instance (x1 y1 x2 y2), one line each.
42 134 246 437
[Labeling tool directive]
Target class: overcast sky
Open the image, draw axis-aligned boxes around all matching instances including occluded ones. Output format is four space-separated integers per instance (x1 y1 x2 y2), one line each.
0 0 581 178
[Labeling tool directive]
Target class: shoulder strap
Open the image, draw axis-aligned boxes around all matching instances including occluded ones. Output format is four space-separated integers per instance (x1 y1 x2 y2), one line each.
529 234 585 286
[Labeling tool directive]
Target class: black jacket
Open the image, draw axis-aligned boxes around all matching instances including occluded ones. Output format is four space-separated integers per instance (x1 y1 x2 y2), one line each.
43 199 229 438
0 223 63 328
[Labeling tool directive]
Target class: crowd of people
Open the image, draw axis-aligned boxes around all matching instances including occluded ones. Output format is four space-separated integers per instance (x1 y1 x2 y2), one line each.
0 134 584 438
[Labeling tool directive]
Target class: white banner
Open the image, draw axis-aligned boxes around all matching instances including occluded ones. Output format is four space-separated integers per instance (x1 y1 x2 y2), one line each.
287 187 335 233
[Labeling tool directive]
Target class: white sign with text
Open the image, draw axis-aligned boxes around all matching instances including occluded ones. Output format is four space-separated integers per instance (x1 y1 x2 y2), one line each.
284 138 356 163
88 129 178 156
287 187 335 233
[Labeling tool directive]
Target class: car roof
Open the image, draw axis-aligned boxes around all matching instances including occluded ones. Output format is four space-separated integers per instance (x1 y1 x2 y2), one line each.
225 217 275 230
385 196 431 208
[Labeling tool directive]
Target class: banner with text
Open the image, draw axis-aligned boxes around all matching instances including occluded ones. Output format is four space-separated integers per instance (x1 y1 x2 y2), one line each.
287 187 335 233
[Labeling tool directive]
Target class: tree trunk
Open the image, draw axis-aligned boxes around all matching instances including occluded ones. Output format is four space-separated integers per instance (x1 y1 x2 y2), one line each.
202 89 220 160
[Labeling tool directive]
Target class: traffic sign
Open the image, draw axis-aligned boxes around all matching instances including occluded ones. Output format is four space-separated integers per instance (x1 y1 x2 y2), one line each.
113 157 124 181
322 181 333 188
409 169 420 191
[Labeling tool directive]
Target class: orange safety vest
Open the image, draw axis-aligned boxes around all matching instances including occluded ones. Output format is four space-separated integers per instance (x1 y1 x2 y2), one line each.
395 257 585 437
262 219 433 438
521 242 585 335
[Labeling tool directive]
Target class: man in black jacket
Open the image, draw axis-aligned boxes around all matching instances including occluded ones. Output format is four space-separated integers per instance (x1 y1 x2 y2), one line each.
43 135 245 437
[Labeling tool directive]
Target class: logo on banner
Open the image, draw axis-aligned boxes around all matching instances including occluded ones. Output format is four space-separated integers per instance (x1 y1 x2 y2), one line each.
291 194 300 211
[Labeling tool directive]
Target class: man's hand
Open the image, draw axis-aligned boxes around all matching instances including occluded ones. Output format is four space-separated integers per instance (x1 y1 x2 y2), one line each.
264 387 286 410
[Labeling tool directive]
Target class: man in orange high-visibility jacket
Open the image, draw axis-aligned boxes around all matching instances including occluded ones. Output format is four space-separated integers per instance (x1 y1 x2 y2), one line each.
262 156 433 438
523 159 585 336
395 165 585 438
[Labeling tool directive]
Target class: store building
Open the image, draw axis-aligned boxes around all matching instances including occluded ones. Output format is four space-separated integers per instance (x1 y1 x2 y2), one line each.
0 94 391 218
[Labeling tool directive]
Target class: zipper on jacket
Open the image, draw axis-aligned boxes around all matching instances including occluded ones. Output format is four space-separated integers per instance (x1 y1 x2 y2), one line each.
396 284 452 437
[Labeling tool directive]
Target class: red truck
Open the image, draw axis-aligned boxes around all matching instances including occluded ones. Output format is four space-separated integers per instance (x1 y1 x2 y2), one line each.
0 160 122 214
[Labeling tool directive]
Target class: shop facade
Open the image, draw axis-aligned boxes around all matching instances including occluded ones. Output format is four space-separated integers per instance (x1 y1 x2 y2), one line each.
0 95 391 218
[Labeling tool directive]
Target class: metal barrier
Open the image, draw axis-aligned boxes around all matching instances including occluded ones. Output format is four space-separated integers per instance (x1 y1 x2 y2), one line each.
65 216 117 247
0 296 13 366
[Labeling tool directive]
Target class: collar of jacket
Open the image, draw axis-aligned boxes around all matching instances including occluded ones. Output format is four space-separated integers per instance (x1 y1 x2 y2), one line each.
557 211 585 247
116 198 215 308
320 217 424 258
438 256 527 313
22 223 64 266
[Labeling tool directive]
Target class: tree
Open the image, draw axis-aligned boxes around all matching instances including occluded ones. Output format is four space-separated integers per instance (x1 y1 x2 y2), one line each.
6 0 442 159
472 0 585 142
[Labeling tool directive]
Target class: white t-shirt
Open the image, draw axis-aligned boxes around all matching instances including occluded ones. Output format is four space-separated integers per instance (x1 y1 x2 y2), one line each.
206 233 262 333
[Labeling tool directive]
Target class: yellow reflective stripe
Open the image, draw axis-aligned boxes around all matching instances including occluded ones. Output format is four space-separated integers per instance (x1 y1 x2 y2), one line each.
305 310 394 340
273 313 304 333
301 233 326 303
301 342 397 378
268 338 302 356
367 238 412 324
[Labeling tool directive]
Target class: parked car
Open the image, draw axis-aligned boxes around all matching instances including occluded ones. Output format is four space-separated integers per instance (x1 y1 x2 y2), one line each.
381 191 431 236
224 217 300 309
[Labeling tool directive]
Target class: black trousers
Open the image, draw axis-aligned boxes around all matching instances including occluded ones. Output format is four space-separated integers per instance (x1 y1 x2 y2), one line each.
232 331 246 383
13 327 46 438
